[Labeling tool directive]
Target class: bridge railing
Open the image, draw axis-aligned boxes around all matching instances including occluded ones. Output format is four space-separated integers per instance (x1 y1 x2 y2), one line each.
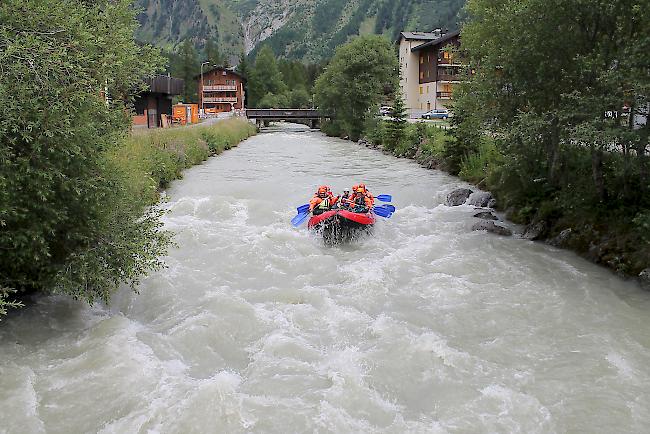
245 109 327 119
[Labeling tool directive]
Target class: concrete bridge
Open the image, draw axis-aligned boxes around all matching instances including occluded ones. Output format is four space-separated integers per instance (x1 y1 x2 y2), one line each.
246 109 330 128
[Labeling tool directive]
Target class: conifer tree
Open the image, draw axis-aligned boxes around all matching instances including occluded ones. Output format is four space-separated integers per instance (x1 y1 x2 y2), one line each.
385 89 407 149
178 39 199 102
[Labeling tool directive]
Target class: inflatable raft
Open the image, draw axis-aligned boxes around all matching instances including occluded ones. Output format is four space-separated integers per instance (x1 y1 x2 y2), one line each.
307 209 375 243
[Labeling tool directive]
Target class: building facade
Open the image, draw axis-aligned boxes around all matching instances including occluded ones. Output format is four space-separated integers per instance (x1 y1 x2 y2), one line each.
398 30 461 116
133 75 184 128
197 67 245 114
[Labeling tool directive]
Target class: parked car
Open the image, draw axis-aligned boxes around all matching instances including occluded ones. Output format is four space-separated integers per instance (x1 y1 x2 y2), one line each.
379 106 393 116
422 109 450 120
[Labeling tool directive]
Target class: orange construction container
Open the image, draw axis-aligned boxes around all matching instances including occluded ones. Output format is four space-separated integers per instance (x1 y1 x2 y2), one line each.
173 104 188 125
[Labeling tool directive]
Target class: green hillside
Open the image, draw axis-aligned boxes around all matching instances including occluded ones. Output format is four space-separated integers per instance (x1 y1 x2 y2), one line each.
135 0 466 62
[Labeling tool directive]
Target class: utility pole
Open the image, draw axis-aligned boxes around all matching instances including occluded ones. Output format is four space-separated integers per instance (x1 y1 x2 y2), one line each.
200 61 210 117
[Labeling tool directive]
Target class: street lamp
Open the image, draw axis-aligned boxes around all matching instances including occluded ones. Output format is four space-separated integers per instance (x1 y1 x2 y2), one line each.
200 61 210 117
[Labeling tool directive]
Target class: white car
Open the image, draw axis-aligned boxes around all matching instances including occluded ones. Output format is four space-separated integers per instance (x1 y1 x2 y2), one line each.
422 109 450 120
379 106 393 116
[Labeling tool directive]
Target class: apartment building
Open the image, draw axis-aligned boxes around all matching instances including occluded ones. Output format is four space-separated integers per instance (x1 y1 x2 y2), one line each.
398 29 461 116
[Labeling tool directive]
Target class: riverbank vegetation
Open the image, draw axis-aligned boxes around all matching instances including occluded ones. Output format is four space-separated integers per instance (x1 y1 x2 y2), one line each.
318 5 649 276
444 0 650 275
0 0 255 319
315 35 397 141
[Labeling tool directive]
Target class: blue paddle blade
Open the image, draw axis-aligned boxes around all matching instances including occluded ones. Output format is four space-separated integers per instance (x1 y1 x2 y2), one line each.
373 207 393 218
297 204 310 213
376 204 396 213
376 195 392 202
291 211 310 227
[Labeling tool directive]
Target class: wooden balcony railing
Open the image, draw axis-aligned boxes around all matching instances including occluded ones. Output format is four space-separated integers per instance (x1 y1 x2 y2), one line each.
436 91 453 99
203 85 237 92
437 73 461 82
203 97 238 103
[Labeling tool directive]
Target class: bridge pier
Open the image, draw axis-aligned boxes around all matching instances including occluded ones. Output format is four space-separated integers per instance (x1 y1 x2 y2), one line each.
246 109 329 130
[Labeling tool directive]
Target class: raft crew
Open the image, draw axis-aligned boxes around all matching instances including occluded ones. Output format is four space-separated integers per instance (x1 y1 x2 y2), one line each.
337 188 351 209
349 184 374 213
309 185 339 215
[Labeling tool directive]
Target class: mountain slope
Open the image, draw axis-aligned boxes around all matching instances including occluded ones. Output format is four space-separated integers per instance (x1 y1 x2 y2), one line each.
135 0 466 61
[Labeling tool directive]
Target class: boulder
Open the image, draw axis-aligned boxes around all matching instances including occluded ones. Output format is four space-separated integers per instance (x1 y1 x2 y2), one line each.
446 188 473 207
522 221 547 240
474 211 498 221
468 191 494 208
487 198 497 209
639 268 650 290
471 220 513 236
548 228 572 247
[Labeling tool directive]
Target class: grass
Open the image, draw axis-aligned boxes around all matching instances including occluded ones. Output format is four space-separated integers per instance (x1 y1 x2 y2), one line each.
111 118 257 204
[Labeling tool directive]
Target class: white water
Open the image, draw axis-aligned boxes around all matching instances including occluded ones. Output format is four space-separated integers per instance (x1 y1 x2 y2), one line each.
2 124 650 433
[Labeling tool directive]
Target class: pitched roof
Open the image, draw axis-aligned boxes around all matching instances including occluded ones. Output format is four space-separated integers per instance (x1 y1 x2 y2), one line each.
193 66 245 81
411 30 461 52
398 31 441 42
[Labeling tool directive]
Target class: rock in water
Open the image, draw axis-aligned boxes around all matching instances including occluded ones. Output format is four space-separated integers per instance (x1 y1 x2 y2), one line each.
523 221 547 240
471 221 513 236
640 269 650 290
446 188 473 206
468 191 493 208
548 229 573 247
474 211 498 221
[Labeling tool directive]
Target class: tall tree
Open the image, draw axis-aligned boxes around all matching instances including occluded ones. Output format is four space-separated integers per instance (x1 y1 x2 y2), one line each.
178 39 199 102
315 35 397 140
0 0 169 314
248 45 287 107
385 88 407 150
236 51 250 107
204 38 222 66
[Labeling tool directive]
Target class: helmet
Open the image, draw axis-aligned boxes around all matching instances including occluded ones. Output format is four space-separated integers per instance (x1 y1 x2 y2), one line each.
357 184 366 194
317 185 328 194
343 188 350 194
352 184 359 192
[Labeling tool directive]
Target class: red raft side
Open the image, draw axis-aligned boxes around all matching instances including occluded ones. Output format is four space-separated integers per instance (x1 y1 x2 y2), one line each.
337 210 375 225
307 210 338 229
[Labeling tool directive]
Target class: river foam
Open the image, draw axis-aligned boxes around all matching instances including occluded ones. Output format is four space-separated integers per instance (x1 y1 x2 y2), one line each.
2 124 650 433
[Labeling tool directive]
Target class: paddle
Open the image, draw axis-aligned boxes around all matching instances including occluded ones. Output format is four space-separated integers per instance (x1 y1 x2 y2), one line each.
291 211 310 227
375 204 396 213
297 204 310 213
373 206 394 218
375 195 392 202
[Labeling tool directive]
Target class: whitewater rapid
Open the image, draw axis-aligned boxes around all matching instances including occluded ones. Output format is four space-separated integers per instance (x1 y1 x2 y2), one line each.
1 124 650 433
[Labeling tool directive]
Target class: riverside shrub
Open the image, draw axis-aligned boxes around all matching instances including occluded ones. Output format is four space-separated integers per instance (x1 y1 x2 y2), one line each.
0 0 167 312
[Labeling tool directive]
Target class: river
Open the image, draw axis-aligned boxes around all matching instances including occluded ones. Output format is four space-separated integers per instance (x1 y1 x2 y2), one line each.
2 124 650 433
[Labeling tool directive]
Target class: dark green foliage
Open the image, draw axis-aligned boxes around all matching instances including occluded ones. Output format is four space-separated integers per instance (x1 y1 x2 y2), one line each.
384 90 407 150
449 0 650 274
315 35 397 141
248 45 288 107
204 38 222 65
177 39 200 103
0 0 171 313
246 48 320 108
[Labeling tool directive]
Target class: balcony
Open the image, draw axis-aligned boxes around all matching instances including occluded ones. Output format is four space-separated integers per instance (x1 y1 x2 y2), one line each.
203 97 238 103
437 73 461 82
437 91 453 99
203 85 237 92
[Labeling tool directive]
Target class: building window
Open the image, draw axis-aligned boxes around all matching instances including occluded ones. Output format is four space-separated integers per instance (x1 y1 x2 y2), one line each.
420 72 423 80
419 86 423 95
427 86 429 93
420 56 423 64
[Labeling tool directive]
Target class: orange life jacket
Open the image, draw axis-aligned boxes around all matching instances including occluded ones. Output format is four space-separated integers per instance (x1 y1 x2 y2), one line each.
309 192 338 211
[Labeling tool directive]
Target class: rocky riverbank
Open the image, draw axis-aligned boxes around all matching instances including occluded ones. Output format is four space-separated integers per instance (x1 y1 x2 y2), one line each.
357 137 650 289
